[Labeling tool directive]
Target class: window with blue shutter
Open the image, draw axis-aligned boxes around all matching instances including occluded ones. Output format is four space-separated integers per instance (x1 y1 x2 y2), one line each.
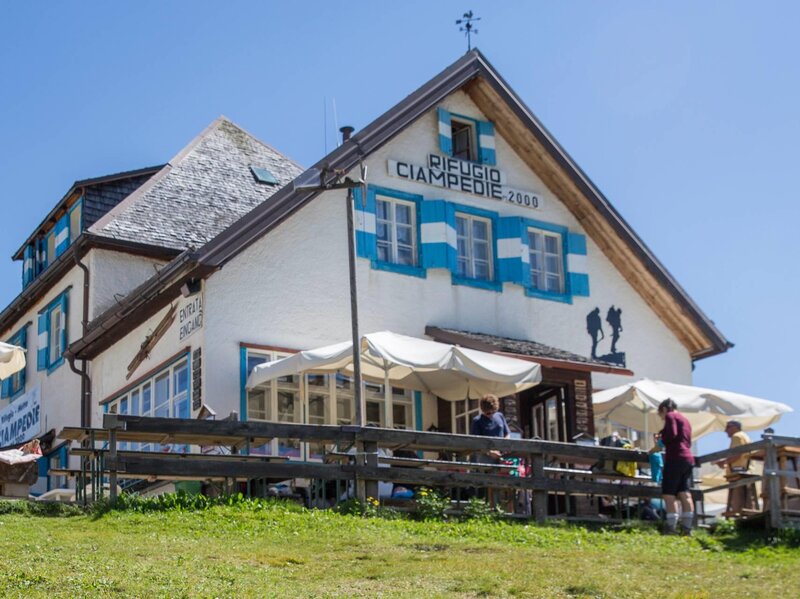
22 244 35 288
355 186 425 277
36 289 69 373
54 214 70 257
436 108 496 166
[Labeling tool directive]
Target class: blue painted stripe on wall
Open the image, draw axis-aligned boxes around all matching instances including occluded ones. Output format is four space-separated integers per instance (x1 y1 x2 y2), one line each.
569 272 590 297
437 107 452 155
566 232 587 255
421 242 451 269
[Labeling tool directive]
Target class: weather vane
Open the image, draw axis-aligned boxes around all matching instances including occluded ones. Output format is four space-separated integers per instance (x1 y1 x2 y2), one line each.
456 10 480 52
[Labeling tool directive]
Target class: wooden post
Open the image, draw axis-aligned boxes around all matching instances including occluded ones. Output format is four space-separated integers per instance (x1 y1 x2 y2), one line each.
108 427 118 503
764 437 782 530
364 439 380 501
531 452 547 524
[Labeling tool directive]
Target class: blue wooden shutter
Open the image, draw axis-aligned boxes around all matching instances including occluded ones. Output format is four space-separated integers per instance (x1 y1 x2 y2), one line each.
22 244 35 287
420 200 457 270
37 312 48 370
477 120 497 166
437 108 452 156
55 214 70 257
36 237 47 273
0 377 9 398
16 327 27 392
566 232 590 297
58 293 69 360
354 187 377 260
497 217 526 284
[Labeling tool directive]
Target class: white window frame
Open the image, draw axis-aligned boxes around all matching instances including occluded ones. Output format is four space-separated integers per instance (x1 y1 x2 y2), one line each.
106 357 191 451
375 195 417 267
456 213 493 281
450 117 478 162
452 398 481 435
244 348 417 458
528 227 564 294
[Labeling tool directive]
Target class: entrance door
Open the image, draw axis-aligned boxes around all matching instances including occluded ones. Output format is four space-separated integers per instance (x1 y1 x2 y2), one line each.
524 384 568 443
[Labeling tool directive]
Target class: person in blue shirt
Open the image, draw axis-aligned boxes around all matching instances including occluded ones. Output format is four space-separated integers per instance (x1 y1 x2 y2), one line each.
470 394 511 460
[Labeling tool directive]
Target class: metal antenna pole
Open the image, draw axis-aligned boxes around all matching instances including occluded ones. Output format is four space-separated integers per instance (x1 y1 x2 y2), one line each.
345 184 364 427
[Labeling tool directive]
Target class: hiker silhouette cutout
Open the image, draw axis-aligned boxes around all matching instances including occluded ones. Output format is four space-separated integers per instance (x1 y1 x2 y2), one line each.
606 306 623 353
586 307 604 359
586 305 626 367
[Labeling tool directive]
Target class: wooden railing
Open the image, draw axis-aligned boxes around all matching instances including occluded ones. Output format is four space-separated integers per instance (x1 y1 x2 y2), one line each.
58 414 666 523
695 434 800 530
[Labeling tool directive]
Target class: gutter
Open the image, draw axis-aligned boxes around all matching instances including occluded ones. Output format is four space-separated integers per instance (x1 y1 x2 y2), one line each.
65 220 92 428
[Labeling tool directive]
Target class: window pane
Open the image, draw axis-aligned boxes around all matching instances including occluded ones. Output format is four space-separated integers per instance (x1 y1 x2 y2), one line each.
396 224 413 246
456 216 467 236
472 219 488 240
377 222 390 242
277 391 298 422
545 255 560 274
397 247 414 266
130 391 140 416
393 404 409 429
154 373 170 418
376 199 389 219
247 389 268 420
377 243 390 262
474 262 489 280
474 240 488 261
528 231 542 250
174 363 189 395
457 258 469 278
395 203 411 225
141 384 151 414
308 394 326 423
546 275 561 293
366 401 383 426
544 235 559 254
247 354 268 375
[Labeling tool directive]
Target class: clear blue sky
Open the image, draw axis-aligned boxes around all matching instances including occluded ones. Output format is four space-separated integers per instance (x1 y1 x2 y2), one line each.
2 2 798 451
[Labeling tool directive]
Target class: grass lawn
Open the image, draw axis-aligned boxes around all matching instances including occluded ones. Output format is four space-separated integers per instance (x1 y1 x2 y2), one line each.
0 499 797 598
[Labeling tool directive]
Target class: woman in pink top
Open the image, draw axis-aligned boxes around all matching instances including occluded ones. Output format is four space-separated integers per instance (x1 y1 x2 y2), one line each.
657 399 695 535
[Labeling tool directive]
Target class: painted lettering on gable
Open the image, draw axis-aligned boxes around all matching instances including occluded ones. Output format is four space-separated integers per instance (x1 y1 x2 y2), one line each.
179 295 203 342
387 154 543 210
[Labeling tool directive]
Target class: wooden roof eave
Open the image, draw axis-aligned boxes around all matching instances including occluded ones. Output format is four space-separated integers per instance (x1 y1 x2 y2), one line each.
464 74 729 360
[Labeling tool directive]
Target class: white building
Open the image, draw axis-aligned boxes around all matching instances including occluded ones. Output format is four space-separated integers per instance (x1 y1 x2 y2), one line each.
3 51 730 486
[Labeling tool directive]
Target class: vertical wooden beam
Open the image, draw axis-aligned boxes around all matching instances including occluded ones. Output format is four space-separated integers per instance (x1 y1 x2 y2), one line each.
532 453 547 524
108 427 118 503
764 437 782 530
364 439 380 501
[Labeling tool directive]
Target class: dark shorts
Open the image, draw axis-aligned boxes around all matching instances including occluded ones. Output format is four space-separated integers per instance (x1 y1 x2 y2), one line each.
662 459 694 495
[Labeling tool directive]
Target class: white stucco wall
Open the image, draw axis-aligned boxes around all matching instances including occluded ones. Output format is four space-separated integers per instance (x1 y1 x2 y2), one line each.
89 294 205 426
0 265 83 441
198 91 693 421
87 249 167 320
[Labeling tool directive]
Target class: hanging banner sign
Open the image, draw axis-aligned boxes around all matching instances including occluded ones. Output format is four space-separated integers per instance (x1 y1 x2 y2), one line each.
0 385 41 447
178 294 203 342
387 154 544 209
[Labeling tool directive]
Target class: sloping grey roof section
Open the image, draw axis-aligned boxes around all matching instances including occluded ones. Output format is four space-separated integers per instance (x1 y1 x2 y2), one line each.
90 117 304 251
425 326 632 375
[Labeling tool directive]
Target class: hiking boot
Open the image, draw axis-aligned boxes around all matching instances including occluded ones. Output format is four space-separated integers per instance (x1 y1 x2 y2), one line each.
661 525 678 536
679 526 693 537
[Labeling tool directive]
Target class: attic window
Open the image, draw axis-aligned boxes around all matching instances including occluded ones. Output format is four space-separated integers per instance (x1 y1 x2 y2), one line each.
250 166 278 185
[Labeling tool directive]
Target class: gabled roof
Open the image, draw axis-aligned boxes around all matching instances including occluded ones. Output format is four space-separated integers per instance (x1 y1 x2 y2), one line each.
71 50 731 361
89 117 304 251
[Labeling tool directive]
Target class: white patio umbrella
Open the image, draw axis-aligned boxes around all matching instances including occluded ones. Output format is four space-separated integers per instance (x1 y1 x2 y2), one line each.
0 341 26 381
247 330 542 400
593 378 793 439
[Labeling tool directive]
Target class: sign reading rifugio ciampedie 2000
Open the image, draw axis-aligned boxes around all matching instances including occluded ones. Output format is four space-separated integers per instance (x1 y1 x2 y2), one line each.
387 154 544 210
